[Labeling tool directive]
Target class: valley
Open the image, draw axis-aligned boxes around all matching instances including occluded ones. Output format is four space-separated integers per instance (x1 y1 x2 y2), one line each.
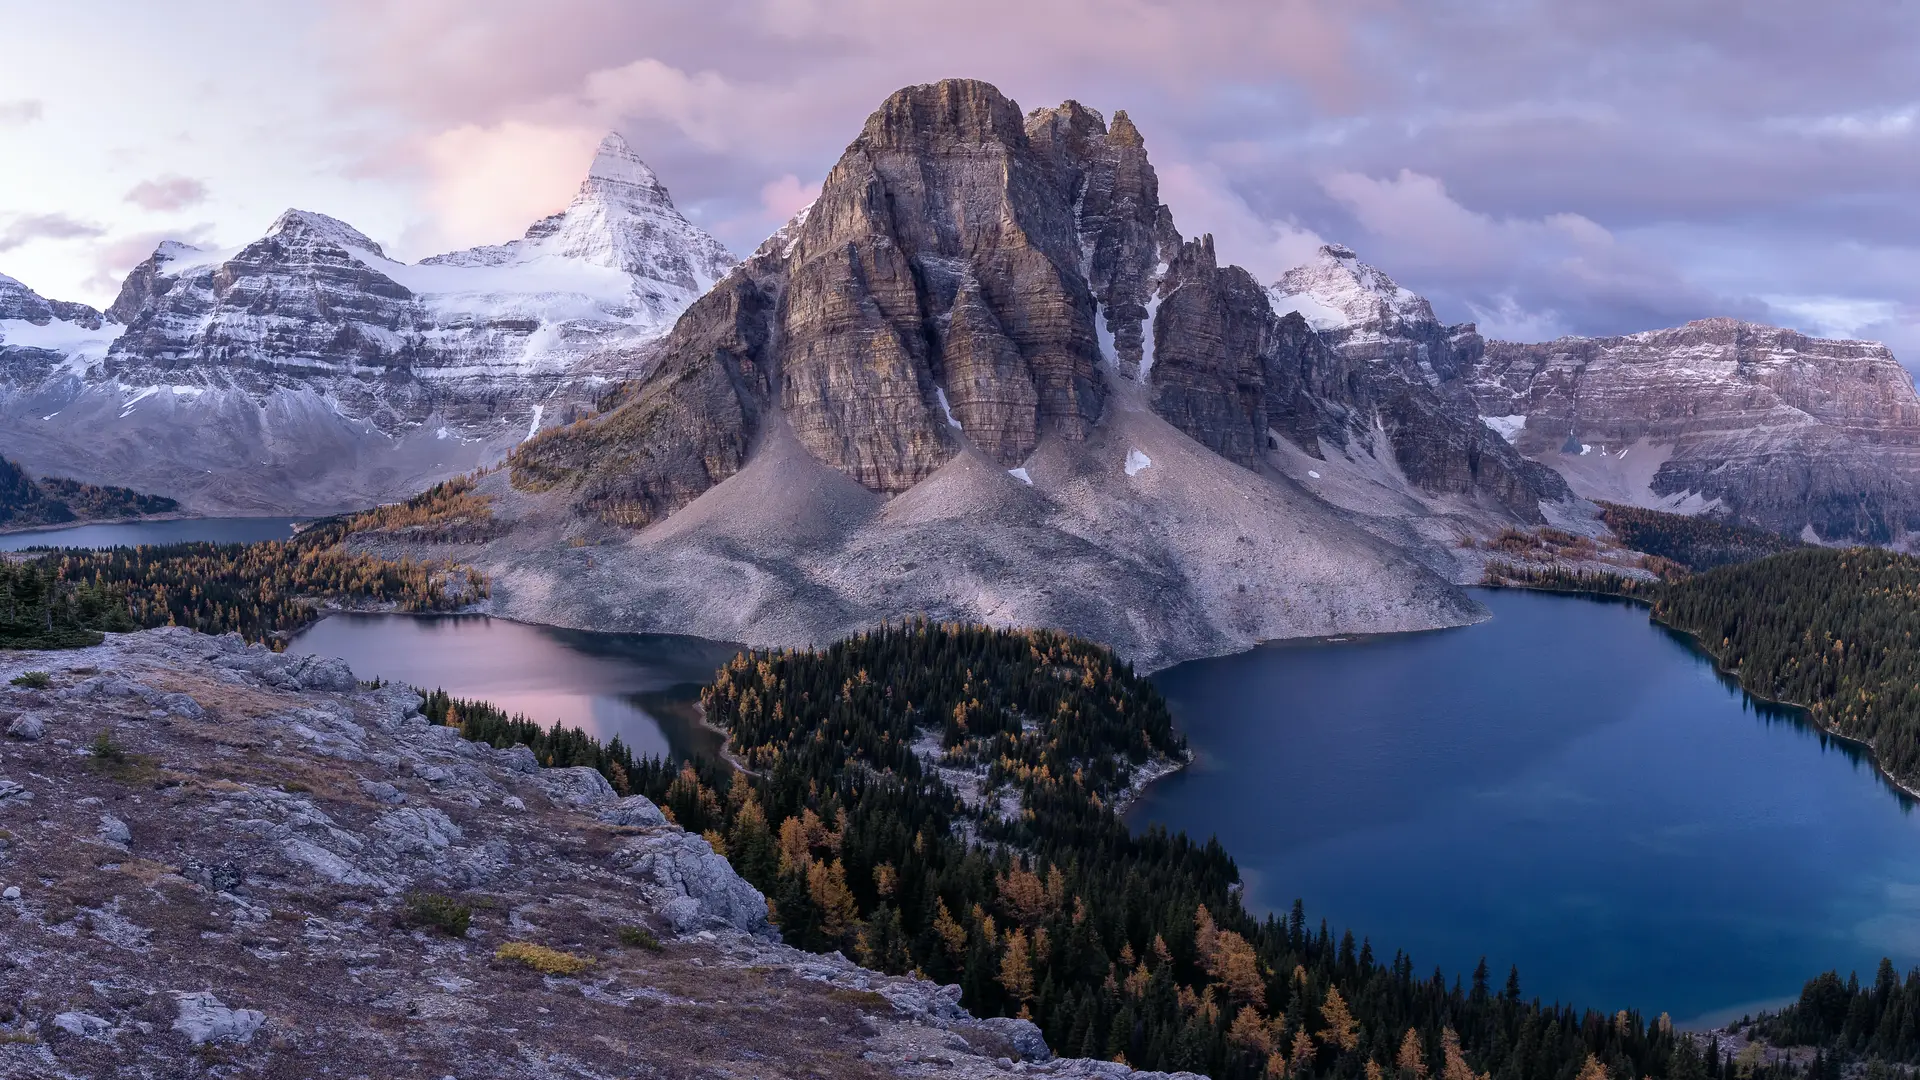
4 53 1920 1080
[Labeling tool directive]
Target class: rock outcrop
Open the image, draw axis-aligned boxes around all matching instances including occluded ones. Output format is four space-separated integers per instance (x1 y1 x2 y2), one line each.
0 135 736 515
0 629 1203 1078
1466 318 1920 541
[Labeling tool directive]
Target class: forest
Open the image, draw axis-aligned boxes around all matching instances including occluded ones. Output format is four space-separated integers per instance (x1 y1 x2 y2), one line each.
1651 547 1920 789
0 559 135 648
1594 503 1802 572
0 454 178 528
603 622 1753 1080
1766 962 1920 1065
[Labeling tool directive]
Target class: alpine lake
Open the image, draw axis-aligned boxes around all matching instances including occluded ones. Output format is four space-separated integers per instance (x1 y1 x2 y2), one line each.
23 517 1920 1029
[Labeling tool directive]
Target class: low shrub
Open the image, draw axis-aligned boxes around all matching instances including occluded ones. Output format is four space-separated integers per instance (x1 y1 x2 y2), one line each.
496 941 592 976
400 892 472 937
617 925 662 951
8 671 50 689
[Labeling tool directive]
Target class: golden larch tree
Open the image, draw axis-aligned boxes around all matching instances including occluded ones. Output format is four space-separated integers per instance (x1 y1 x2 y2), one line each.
1320 986 1361 1052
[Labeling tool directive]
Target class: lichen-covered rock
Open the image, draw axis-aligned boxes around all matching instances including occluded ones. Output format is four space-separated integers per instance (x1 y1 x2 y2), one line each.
598 793 669 827
537 765 618 807
4 712 43 740
170 991 264 1046
0 627 1204 1078
618 830 773 936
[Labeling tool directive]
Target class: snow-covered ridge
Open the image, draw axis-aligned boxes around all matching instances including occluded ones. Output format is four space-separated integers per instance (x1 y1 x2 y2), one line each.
96 131 738 385
0 272 122 374
1268 243 1438 333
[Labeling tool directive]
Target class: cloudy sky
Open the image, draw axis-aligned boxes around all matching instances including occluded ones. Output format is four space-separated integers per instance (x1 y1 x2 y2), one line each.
3 1 1916 358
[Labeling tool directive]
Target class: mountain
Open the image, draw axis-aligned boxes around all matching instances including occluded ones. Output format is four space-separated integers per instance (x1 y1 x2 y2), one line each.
0 272 121 387
1463 318 1920 542
1263 244 1570 525
0 134 735 515
378 80 1522 669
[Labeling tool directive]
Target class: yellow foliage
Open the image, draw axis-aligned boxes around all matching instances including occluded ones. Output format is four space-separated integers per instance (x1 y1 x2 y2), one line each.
495 941 592 976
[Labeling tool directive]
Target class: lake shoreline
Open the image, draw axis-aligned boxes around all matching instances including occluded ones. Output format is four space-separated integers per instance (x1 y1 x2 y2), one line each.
1486 581 1920 804
0 511 196 537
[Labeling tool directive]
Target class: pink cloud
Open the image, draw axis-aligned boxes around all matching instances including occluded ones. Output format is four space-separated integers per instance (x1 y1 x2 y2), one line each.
124 176 210 212
759 174 816 221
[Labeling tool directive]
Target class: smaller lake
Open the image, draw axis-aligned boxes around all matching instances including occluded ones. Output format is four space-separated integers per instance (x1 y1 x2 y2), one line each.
288 614 742 762
0 516 306 551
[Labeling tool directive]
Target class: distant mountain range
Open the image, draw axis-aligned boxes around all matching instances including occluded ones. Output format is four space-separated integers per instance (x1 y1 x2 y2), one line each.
6 78 1920 663
0 134 734 514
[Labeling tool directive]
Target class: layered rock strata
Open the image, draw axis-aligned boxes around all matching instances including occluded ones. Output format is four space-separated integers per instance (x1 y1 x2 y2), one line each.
1467 318 1920 541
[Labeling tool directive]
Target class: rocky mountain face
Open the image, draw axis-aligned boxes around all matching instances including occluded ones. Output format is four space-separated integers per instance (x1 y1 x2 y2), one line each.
0 134 735 515
0 273 121 390
0 629 1202 1078
1263 245 1570 521
1466 318 1920 541
513 80 1560 531
403 80 1523 670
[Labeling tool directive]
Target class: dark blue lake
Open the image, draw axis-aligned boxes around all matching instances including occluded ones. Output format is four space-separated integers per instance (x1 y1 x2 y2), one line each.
1130 588 1920 1029
0 516 305 550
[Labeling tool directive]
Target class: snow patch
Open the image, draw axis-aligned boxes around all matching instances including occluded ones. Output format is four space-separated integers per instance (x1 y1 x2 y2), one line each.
1267 287 1353 332
1480 414 1527 443
1124 449 1152 476
1140 291 1164 381
0 316 123 358
1269 244 1438 332
525 403 545 442
118 385 162 418
1008 467 1032 485
1307 470 1321 479
934 386 963 430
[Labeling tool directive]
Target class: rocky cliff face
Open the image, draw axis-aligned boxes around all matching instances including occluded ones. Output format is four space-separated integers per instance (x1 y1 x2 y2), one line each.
0 135 736 515
0 273 121 391
515 81 1559 532
399 81 1512 671
1467 318 1920 541
1264 245 1570 521
0 629 1203 1078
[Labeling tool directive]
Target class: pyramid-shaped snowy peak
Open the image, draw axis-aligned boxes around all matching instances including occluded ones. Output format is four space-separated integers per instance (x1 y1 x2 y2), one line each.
425 132 737 298
1269 244 1438 332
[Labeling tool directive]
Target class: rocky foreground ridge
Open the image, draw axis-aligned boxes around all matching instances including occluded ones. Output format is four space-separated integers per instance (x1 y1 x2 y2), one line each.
0 629 1199 1079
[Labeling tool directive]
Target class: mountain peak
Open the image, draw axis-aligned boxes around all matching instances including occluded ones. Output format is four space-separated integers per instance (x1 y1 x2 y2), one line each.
585 131 663 191
1270 243 1436 332
267 210 387 258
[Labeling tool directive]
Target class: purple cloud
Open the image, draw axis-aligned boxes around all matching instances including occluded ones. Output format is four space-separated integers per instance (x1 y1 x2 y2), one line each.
300 0 1920 359
124 176 210 212
0 100 41 126
0 213 107 253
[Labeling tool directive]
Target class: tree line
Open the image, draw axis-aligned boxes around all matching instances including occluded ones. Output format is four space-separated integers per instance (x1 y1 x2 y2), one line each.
1594 503 1802 573
0 453 177 529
